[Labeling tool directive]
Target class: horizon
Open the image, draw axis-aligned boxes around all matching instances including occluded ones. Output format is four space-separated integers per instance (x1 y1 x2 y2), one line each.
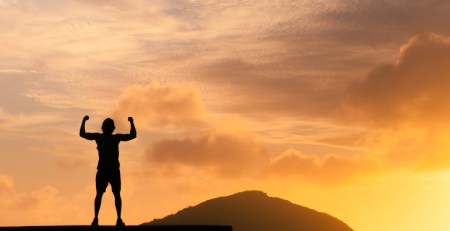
1 1 450 230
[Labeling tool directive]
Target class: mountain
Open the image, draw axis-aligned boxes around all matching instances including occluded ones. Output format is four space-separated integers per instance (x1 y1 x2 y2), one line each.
142 190 353 231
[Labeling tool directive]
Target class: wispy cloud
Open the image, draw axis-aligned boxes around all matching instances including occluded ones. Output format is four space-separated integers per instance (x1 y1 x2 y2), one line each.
0 69 37 73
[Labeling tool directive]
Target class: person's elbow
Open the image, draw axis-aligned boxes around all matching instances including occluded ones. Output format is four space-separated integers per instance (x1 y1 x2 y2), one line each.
79 131 88 139
130 130 137 139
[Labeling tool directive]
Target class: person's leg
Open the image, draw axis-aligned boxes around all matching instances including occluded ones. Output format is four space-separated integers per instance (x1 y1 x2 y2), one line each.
93 170 107 226
111 169 124 226
113 190 122 219
94 191 103 218
113 192 125 227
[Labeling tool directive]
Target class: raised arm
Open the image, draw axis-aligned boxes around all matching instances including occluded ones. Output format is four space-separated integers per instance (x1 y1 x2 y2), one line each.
118 117 137 141
79 115 99 140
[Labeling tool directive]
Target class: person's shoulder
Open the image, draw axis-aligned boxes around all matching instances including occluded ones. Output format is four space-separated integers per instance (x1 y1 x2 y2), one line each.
91 133 102 138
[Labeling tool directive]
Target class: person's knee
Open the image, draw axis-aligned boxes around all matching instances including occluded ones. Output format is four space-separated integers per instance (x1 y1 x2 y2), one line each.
113 191 121 199
96 191 104 198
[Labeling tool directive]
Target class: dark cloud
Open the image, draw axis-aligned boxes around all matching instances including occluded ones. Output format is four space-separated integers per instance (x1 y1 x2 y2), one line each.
147 129 269 177
189 1 450 122
340 33 450 127
146 127 378 184
197 59 347 119
304 0 450 46
331 32 450 173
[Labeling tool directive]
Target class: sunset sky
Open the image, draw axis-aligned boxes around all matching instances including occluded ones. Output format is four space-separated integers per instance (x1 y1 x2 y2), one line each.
1 0 450 230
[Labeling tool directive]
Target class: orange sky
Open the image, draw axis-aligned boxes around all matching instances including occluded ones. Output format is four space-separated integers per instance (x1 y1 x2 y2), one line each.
1 1 450 230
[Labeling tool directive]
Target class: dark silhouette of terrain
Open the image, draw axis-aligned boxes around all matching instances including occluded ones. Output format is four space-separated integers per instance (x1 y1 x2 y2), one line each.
0 226 230 231
143 190 353 231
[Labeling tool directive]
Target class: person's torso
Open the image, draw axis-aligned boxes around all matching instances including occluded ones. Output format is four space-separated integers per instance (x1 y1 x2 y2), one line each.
95 134 121 170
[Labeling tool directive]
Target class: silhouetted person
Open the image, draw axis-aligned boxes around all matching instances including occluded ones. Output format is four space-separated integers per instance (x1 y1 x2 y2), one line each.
80 115 136 227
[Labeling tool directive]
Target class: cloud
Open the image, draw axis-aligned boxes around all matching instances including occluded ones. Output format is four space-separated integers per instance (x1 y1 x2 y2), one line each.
4 0 450 119
14 186 59 210
334 33 450 173
0 69 37 73
186 1 450 122
195 58 347 120
0 174 13 194
145 111 376 184
0 107 65 131
279 0 450 49
264 149 378 185
0 173 58 210
147 127 269 177
363 128 450 173
0 173 93 225
340 33 450 128
126 81 377 184
113 82 208 129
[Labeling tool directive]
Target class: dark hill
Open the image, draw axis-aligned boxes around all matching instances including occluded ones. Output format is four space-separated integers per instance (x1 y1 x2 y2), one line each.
142 190 353 231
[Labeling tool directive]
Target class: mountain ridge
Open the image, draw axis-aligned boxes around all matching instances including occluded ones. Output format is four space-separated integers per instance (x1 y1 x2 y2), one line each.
143 190 353 231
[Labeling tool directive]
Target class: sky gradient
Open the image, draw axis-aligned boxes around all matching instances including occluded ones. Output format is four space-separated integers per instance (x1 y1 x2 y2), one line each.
1 0 450 230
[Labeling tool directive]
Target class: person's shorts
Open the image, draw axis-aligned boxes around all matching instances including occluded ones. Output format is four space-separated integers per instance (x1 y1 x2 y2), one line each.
96 169 121 193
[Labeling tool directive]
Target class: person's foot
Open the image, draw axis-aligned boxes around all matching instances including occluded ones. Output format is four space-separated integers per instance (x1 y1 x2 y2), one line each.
116 218 125 227
91 217 99 227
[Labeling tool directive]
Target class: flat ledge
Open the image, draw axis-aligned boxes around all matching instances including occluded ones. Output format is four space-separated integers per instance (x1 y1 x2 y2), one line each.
0 226 232 231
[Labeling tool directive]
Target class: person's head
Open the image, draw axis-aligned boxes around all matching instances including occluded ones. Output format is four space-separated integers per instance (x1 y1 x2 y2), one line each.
102 118 115 134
